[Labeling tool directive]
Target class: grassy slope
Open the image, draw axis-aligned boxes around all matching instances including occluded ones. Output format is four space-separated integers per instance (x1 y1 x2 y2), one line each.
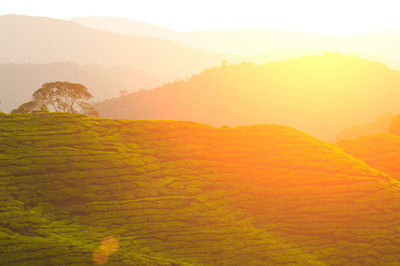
1 113 400 265
339 133 400 180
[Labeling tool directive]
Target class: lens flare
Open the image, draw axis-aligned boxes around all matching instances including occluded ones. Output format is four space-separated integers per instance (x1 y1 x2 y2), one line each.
101 236 119 254
93 236 119 265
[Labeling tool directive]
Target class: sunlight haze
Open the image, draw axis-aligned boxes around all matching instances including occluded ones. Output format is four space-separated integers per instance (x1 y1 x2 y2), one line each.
5 1 400 265
2 0 400 34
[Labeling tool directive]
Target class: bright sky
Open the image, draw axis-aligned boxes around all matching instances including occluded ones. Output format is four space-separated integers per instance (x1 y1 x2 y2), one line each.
1 0 400 34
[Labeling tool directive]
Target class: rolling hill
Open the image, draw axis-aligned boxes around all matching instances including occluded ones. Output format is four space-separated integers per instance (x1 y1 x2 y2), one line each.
0 15 234 80
0 62 165 113
1 113 400 264
339 133 400 179
95 53 400 139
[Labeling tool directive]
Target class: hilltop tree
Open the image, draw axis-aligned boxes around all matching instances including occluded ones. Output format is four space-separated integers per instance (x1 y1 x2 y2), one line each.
77 101 99 117
11 101 48 114
12 82 99 117
389 113 400 136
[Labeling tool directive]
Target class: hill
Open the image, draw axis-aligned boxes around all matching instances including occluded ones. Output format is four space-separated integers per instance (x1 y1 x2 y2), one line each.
338 133 400 179
72 16 180 40
0 15 234 80
72 16 400 67
1 113 400 264
336 113 394 141
95 53 400 139
0 62 165 113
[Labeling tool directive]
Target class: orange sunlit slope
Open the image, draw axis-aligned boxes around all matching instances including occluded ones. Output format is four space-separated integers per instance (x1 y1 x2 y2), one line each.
2 113 400 264
96 53 400 139
339 133 400 179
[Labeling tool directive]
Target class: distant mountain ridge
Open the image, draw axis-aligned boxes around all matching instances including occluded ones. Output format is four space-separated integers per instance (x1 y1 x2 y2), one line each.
336 113 394 141
0 14 236 80
72 16 400 68
95 53 400 139
72 16 180 39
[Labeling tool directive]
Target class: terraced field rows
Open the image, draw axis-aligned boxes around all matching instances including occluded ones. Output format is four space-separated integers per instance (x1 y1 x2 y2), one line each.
1 113 400 265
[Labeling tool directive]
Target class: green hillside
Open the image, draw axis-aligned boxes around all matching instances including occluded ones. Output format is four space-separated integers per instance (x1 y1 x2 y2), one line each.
2 113 400 265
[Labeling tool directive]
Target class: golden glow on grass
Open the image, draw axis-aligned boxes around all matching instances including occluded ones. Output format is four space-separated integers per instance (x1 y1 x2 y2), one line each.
2 113 400 264
93 236 119 265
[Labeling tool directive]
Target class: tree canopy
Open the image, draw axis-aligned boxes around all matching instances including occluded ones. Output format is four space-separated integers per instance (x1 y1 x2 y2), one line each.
12 82 99 117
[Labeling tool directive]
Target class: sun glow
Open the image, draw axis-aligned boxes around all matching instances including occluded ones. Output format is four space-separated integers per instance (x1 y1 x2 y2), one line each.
3 0 400 263
2 0 400 34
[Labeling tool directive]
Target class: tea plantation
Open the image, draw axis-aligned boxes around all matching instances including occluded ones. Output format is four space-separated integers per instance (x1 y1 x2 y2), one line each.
1 113 400 265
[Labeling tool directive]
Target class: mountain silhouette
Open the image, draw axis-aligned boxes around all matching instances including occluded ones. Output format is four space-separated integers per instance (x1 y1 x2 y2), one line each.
73 16 400 68
95 53 400 139
336 113 394 141
0 15 235 80
72 16 179 39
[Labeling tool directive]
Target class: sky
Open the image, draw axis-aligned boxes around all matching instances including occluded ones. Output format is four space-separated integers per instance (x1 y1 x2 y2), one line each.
1 0 400 34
